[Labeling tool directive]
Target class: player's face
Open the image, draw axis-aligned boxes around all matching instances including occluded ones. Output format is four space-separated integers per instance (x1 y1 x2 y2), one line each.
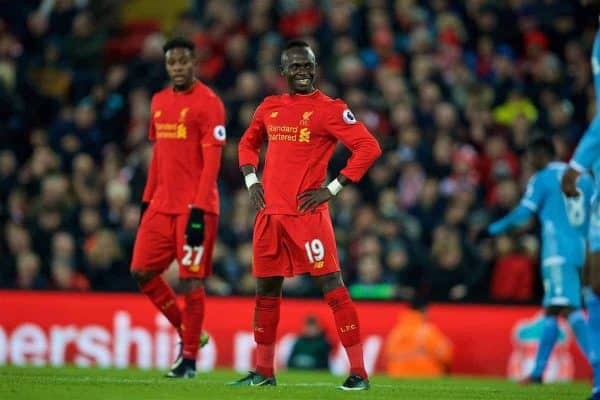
281 47 316 94
165 48 196 91
526 148 546 171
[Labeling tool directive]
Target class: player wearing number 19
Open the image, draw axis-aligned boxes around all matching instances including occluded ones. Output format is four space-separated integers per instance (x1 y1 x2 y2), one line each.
129 38 226 378
487 137 592 383
229 40 381 390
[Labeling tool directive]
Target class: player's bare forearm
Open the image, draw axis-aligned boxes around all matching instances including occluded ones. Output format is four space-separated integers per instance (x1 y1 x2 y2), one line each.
241 164 265 211
336 174 350 185
240 164 256 176
561 167 581 197
298 174 349 213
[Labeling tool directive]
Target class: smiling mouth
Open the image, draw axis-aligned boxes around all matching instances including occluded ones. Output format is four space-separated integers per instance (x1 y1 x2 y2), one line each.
295 78 311 85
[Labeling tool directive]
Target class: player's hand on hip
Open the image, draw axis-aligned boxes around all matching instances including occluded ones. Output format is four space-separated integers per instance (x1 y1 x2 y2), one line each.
298 188 332 213
561 167 581 197
185 207 205 246
249 182 266 211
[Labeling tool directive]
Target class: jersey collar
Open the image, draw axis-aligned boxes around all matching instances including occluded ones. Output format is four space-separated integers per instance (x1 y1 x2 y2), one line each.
172 80 198 95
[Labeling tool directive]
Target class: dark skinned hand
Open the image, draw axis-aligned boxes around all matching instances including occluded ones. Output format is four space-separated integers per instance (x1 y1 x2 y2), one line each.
298 188 333 213
249 182 266 211
561 167 581 198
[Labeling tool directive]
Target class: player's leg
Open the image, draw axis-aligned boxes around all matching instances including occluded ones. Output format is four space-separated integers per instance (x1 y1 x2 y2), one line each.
312 271 369 390
526 306 560 383
587 251 600 399
166 212 218 378
130 210 183 337
254 276 284 380
561 265 590 358
227 276 283 386
228 213 284 386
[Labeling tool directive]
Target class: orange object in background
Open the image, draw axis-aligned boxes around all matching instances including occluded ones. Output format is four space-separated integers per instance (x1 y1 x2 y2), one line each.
384 307 453 377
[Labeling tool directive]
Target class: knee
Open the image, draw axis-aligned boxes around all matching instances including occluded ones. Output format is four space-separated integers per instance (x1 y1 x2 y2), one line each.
545 306 568 317
130 269 156 285
315 273 344 294
256 277 283 297
179 278 204 294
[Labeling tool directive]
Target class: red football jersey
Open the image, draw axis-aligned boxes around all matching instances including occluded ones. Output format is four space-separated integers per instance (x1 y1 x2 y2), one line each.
143 82 226 215
239 90 381 215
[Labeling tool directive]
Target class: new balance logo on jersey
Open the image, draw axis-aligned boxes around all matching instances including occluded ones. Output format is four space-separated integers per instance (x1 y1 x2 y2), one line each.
270 111 278 118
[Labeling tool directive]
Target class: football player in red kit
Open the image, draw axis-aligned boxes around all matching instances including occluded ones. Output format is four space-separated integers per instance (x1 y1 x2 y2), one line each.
130 37 226 378
229 40 381 390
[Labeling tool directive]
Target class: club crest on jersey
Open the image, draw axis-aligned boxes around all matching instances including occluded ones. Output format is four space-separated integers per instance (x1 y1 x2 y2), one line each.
342 109 357 124
213 125 226 141
300 111 313 126
179 107 189 122
154 110 162 118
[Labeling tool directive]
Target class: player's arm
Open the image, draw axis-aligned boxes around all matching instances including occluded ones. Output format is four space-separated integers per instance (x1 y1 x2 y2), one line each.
488 176 541 235
239 102 267 211
563 31 600 197
140 98 158 222
187 96 226 247
298 103 382 212
563 118 600 196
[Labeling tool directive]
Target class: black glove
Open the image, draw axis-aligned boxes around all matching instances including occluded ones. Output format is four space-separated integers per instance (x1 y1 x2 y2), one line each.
185 207 205 246
140 202 149 224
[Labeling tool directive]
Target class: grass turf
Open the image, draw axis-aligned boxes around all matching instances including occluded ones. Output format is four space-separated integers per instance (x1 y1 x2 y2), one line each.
0 366 590 400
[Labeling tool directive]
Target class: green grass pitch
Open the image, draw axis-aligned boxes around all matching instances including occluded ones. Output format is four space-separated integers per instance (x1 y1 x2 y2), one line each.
0 366 590 400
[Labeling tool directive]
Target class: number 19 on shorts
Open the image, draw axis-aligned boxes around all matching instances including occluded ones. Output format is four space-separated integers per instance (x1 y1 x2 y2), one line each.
304 239 324 263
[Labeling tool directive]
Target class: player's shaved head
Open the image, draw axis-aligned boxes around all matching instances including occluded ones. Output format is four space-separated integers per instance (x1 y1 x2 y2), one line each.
281 40 315 66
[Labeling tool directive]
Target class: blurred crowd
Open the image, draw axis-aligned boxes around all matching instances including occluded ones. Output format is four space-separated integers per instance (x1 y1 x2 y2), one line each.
1 0 597 303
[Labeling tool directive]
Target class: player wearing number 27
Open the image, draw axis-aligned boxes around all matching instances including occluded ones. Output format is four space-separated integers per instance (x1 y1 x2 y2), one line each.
129 38 226 378
487 137 592 383
229 40 381 391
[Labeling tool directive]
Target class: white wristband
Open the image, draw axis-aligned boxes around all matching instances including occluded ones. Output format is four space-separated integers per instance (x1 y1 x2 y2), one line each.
244 173 259 189
326 178 344 196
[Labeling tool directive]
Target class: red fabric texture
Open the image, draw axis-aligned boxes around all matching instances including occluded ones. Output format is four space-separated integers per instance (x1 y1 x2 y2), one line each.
325 286 367 378
254 296 281 377
139 275 182 337
182 287 206 359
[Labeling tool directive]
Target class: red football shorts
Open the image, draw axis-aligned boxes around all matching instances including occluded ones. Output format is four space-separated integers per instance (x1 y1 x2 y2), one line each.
131 209 218 278
252 210 340 277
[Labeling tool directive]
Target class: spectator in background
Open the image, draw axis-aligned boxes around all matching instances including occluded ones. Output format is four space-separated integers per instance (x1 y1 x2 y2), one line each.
2 1 599 304
384 297 453 377
489 235 536 302
287 315 331 371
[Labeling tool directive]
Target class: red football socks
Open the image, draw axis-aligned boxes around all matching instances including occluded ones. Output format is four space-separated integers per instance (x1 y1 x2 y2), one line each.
325 286 367 379
182 287 206 359
254 295 281 377
139 275 183 337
